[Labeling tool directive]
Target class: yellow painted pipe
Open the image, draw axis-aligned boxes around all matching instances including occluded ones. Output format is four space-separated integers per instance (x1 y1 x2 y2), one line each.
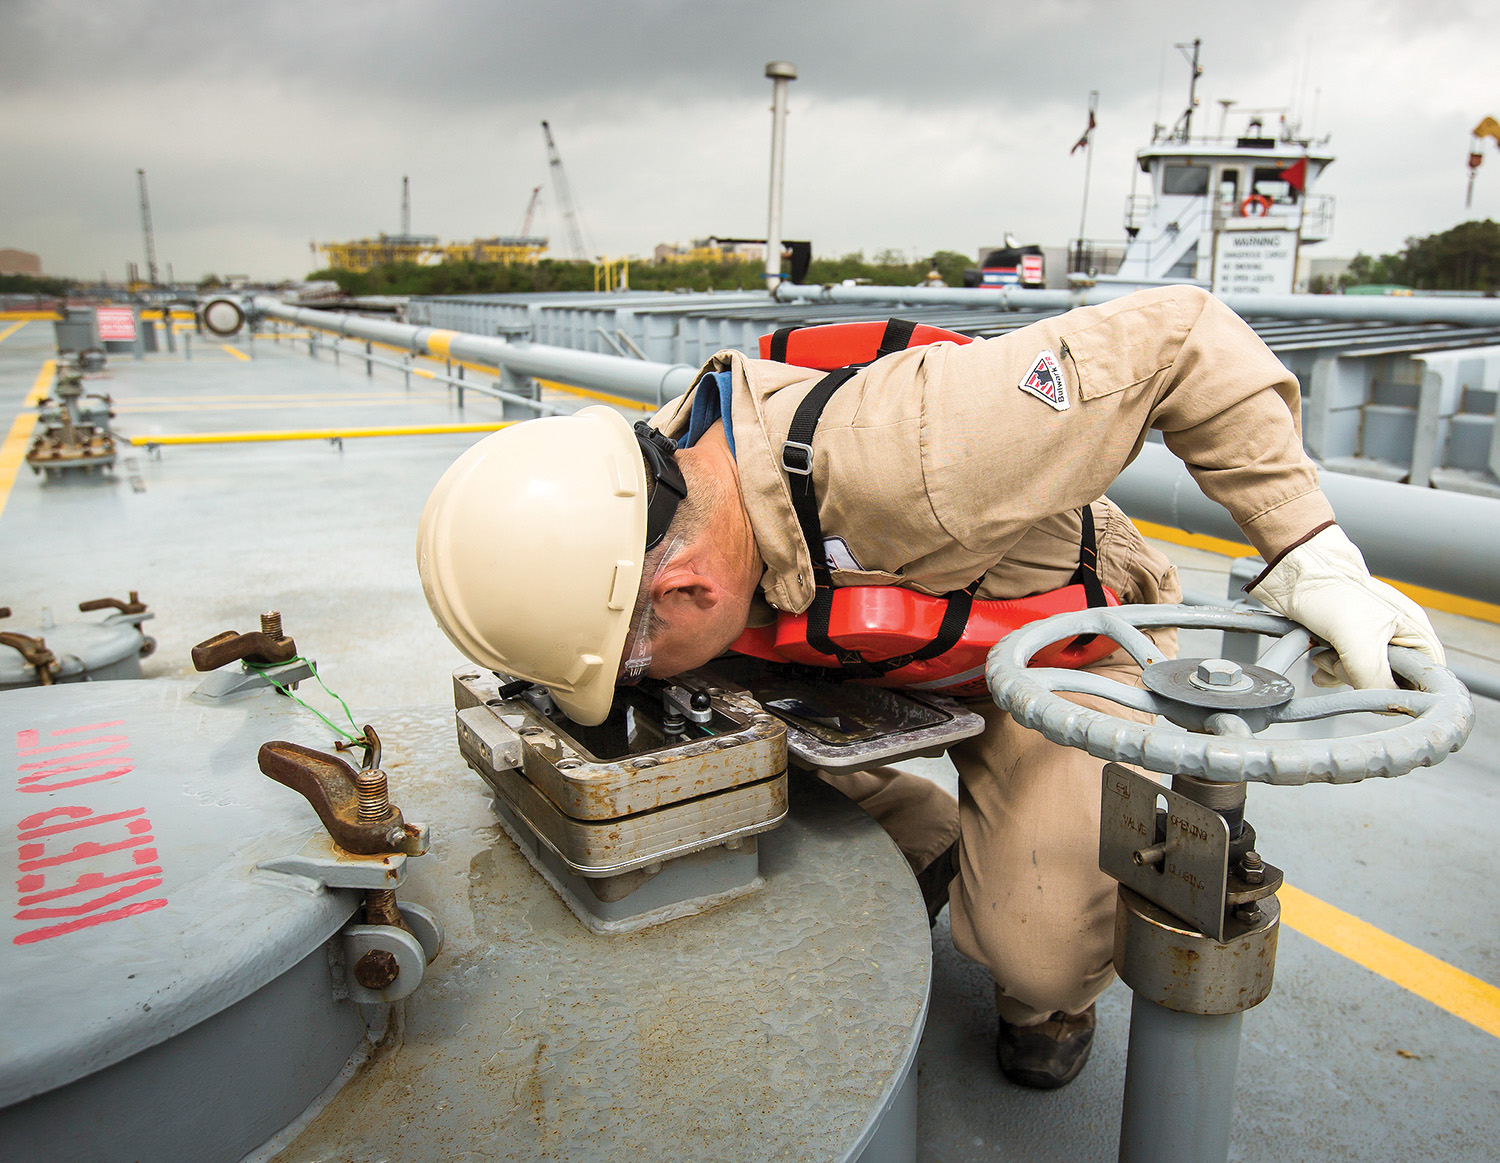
128 422 512 446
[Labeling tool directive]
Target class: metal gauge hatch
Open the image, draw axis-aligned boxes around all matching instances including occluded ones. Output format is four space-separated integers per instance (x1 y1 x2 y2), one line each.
0 680 370 1163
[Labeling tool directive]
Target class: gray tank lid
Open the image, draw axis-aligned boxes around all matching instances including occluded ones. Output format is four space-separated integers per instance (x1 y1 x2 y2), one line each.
1 680 358 1107
0 618 148 686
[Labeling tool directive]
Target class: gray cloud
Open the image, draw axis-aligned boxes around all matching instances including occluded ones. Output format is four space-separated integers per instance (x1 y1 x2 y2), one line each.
3 0 1495 280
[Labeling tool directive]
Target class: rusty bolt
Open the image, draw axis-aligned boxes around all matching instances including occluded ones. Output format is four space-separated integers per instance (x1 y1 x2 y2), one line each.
1234 902 1263 924
260 610 283 640
355 768 390 822
353 949 400 990
364 888 403 928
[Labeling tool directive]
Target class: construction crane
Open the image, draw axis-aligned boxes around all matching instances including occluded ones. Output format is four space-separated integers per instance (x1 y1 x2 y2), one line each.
136 168 159 287
541 121 589 261
519 185 542 238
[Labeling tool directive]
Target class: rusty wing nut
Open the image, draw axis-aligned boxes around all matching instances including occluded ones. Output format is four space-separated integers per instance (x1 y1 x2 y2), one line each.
79 591 147 616
0 632 60 685
191 627 297 671
257 740 414 855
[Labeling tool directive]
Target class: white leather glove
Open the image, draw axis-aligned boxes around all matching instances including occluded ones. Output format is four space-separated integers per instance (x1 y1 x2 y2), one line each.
1247 525 1444 690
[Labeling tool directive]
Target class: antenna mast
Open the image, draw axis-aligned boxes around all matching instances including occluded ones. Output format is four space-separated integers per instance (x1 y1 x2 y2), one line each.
401 175 411 236
1172 39 1203 141
541 121 588 260
136 168 159 287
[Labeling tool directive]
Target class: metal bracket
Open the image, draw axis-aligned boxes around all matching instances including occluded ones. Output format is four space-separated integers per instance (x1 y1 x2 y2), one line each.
339 903 442 1003
257 830 418 890
1100 763 1230 941
455 705 524 770
192 657 314 701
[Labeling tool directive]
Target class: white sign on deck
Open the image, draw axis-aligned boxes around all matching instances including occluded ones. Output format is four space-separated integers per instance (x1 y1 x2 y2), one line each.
95 307 137 341
1212 227 1299 296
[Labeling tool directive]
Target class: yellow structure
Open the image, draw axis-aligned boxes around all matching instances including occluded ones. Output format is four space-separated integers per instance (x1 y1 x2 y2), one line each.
444 237 548 264
653 237 765 264
320 233 550 273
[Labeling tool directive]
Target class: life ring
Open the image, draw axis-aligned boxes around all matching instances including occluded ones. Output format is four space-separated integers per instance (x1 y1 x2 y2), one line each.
1239 194 1274 218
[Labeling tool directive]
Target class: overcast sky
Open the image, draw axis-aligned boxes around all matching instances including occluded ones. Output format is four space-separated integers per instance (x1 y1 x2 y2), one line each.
2 0 1494 282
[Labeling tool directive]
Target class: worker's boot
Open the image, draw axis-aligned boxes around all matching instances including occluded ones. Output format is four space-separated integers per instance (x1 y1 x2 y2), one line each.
995 1004 1096 1090
914 842 957 928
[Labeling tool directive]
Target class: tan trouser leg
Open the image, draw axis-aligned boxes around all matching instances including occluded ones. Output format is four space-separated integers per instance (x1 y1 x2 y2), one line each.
816 765 959 874
946 635 1173 1027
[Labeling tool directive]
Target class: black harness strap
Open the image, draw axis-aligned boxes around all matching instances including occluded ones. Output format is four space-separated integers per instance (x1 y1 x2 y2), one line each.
876 318 919 358
1070 503 1108 607
782 366 862 664
768 326 799 364
1066 503 1108 650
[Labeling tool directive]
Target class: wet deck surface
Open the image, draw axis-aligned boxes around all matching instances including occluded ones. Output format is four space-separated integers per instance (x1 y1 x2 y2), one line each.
2 318 1496 1162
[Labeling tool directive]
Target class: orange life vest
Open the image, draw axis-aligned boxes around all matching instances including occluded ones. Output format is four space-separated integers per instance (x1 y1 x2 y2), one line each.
727 318 1121 695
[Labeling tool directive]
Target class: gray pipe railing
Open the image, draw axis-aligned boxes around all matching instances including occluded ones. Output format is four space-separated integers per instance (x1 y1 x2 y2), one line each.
771 282 1500 326
255 296 1500 610
1109 443 1500 605
251 298 699 408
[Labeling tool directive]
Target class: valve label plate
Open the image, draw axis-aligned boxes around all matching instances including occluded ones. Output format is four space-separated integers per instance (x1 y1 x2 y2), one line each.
1099 764 1230 942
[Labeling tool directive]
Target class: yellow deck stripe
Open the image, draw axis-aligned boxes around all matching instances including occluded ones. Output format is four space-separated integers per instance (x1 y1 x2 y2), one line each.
118 400 424 414
1280 884 1500 1038
537 379 657 412
128 422 511 446
0 311 60 322
221 344 251 362
0 361 56 523
1133 518 1500 625
0 322 28 344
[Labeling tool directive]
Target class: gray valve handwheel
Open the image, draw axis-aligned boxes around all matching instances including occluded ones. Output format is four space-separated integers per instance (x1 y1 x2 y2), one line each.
985 604 1473 786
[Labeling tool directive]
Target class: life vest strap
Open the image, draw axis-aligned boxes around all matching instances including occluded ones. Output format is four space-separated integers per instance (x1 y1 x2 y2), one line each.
768 316 1112 685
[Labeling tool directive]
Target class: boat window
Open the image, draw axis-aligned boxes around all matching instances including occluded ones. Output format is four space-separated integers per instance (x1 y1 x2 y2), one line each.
1216 168 1241 214
1251 167 1299 205
1162 164 1210 196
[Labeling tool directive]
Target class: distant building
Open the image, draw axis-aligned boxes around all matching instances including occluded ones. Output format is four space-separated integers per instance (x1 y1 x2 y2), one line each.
0 249 42 276
318 233 548 272
655 237 767 263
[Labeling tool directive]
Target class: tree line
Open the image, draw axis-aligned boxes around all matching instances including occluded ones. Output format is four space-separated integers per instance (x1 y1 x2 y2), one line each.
1316 219 1500 294
308 250 975 296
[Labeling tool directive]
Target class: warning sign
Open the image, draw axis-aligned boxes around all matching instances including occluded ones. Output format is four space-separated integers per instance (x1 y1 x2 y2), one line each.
1211 228 1299 296
95 307 137 341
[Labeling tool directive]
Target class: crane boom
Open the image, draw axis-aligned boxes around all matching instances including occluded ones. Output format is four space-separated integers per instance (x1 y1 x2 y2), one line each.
136 168 159 287
541 121 588 260
520 185 542 237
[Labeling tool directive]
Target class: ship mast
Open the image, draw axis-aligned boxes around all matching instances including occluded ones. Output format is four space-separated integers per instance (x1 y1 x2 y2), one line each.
1171 38 1203 142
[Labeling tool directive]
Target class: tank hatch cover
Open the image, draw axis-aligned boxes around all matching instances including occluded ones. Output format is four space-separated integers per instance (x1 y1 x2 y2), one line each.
0 620 150 687
0 680 360 1108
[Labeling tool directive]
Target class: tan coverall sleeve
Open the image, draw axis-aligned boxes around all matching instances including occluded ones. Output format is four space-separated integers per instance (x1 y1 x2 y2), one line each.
919 285 1334 566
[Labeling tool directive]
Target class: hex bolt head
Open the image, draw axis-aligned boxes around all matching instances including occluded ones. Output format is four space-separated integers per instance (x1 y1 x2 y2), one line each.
353 949 400 990
1240 849 1266 884
1195 659 1244 687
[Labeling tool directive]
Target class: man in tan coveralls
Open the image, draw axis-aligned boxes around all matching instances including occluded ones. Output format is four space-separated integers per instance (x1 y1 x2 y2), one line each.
418 286 1443 1089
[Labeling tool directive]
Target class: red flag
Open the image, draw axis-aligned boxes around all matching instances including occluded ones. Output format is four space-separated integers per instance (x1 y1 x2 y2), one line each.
1279 157 1307 192
1071 110 1096 155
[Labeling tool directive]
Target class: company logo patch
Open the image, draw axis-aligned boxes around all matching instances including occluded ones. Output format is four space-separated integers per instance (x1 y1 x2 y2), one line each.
1019 349 1069 411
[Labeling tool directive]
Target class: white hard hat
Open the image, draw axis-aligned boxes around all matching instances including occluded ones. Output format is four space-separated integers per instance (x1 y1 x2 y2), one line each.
417 406 683 727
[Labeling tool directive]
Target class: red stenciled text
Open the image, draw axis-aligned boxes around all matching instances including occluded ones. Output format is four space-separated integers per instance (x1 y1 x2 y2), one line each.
11 721 166 945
